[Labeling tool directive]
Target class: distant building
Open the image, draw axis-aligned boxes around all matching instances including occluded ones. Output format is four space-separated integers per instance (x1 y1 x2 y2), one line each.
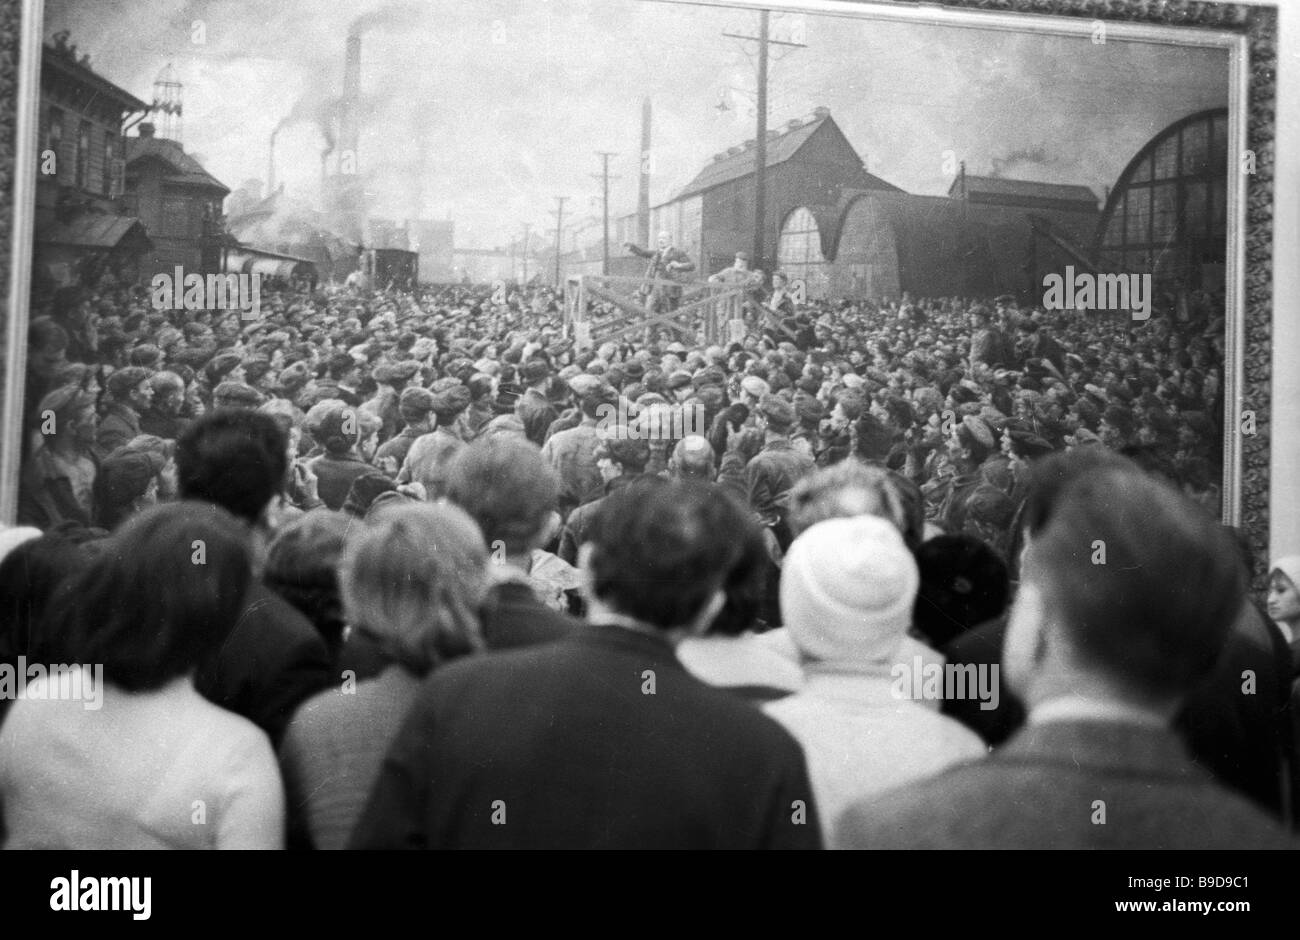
409 220 456 283
123 121 231 281
33 33 153 292
645 107 902 277
948 174 1099 213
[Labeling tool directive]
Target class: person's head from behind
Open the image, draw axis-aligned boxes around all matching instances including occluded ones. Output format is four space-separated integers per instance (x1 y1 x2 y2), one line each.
912 534 1010 649
443 437 559 558
46 502 251 690
788 459 911 544
0 529 85 663
263 508 353 653
339 502 487 676
1007 450 1244 717
781 515 918 667
94 449 165 530
580 478 746 636
669 435 715 481
175 410 288 527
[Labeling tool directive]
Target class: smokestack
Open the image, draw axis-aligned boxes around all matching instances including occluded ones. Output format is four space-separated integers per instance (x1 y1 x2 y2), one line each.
638 97 651 246
268 129 277 196
340 34 361 168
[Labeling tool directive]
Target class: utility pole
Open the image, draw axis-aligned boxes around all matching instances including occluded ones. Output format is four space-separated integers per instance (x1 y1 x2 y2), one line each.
521 223 531 283
723 12 805 272
550 196 568 287
593 152 619 276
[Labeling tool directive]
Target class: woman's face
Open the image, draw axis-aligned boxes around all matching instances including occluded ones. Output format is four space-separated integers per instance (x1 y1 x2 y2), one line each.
1267 572 1300 626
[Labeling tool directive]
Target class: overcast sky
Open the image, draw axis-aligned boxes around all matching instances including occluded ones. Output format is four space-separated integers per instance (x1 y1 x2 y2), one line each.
45 0 1229 248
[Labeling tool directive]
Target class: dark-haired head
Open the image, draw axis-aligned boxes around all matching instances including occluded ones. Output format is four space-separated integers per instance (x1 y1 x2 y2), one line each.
1008 450 1243 710
444 437 558 555
176 410 288 525
581 478 747 632
44 502 252 691
0 532 89 664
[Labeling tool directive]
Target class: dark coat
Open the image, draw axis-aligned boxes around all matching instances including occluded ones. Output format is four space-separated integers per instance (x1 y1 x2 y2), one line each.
309 451 377 511
195 583 335 748
350 626 822 849
836 719 1297 849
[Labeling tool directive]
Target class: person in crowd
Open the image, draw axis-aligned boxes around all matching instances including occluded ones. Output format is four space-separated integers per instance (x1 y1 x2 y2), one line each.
767 515 987 843
0 502 284 849
177 410 334 746
92 448 165 530
138 370 189 440
556 433 652 566
373 386 435 472
723 394 814 552
262 508 353 659
1267 556 1300 665
911 534 1011 652
307 403 383 512
836 451 1297 849
350 478 821 849
541 379 615 517
280 502 487 850
0 527 83 731
95 365 153 457
18 387 100 528
443 437 579 642
675 503 804 702
514 359 558 447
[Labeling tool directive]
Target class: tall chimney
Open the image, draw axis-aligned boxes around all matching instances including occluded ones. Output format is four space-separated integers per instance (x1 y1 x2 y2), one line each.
340 34 361 168
637 97 651 246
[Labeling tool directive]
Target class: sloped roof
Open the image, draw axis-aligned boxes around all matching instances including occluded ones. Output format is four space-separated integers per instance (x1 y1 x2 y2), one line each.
37 213 152 249
950 174 1098 206
674 115 901 201
126 136 229 193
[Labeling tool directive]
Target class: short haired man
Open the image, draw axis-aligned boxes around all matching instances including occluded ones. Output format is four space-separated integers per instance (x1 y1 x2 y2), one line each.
836 451 1297 849
351 478 821 849
177 410 334 746
443 437 578 649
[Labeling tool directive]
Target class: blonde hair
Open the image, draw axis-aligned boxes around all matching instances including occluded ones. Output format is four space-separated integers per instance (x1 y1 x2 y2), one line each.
340 502 488 674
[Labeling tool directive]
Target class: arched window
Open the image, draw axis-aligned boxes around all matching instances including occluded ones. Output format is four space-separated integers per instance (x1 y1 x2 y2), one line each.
777 207 830 300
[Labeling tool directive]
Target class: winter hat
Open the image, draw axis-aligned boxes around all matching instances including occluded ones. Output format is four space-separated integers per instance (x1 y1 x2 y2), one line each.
0 526 42 567
781 515 919 665
1271 556 1300 594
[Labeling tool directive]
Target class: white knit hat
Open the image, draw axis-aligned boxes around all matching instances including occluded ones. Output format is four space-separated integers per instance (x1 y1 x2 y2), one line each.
0 526 41 567
780 515 919 665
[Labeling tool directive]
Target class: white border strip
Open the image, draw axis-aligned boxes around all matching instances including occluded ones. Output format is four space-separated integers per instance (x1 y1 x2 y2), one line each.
1 0 45 523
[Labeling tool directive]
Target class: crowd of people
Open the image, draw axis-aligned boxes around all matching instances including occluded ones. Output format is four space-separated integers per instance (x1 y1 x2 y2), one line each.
0 260 1293 849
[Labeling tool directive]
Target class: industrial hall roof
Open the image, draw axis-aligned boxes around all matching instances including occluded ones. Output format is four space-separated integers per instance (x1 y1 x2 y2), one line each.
673 113 902 201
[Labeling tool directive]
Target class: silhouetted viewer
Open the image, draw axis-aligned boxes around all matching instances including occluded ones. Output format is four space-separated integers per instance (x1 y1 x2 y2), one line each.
837 450 1297 849
351 478 821 849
